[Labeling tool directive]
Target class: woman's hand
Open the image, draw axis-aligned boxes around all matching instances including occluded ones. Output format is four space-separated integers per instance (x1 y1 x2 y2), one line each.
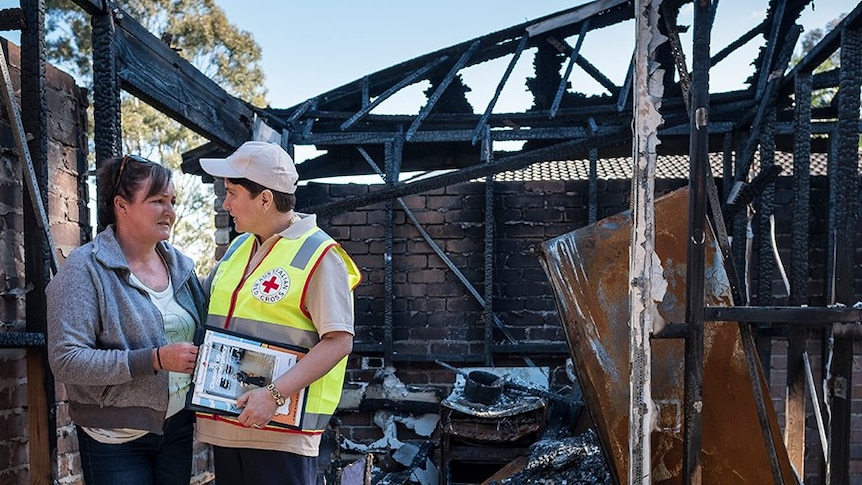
154 342 198 374
236 387 280 429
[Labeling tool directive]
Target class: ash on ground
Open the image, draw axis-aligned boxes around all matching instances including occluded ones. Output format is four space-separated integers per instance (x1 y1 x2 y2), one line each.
490 430 612 484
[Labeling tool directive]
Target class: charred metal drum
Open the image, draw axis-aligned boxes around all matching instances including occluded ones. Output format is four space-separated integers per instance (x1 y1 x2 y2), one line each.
463 370 504 405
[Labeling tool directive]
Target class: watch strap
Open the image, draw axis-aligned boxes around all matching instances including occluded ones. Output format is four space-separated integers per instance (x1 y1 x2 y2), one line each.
266 383 286 406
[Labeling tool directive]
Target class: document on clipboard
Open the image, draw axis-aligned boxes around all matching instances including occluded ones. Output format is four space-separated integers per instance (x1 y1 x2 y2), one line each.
186 325 308 430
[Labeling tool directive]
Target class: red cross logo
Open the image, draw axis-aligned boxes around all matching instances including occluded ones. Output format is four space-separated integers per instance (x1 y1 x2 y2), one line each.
252 268 290 303
261 276 280 293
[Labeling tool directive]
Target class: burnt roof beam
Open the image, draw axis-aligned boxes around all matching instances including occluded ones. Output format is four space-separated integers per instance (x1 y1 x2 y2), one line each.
730 24 802 200
299 126 592 147
549 20 590 119
301 91 700 129
301 34 515 113
525 0 628 36
286 97 316 125
617 50 635 112
340 55 449 131
710 20 767 67
545 32 621 101
573 55 620 96
755 0 787 99
0 8 25 31
471 34 529 145
405 40 479 141
111 7 253 148
661 1 692 113
299 127 630 216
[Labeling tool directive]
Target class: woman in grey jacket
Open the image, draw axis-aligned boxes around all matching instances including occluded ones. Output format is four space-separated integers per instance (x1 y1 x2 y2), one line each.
47 155 207 485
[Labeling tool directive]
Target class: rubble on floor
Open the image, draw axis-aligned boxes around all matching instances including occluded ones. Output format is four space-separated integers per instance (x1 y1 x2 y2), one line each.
487 430 612 484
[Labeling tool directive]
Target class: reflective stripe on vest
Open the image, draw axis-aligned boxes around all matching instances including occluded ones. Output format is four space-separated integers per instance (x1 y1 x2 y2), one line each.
206 314 320 349
206 227 359 432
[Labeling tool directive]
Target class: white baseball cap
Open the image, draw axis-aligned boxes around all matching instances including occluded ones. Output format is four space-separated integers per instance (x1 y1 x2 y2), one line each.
200 141 299 194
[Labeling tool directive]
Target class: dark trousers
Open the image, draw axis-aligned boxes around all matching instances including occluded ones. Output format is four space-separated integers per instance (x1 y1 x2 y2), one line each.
76 409 194 485
212 445 317 485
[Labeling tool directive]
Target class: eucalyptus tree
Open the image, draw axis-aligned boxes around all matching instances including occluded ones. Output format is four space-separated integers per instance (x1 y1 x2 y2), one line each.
792 15 844 109
45 0 268 272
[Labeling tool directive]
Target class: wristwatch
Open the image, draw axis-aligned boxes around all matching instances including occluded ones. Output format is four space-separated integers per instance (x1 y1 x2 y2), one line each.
266 383 286 407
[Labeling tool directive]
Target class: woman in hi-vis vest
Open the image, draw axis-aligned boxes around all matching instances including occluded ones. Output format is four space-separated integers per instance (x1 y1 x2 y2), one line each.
198 141 361 485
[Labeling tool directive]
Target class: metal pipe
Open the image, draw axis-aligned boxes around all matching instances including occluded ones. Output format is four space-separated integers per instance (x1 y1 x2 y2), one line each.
803 351 828 460
682 1 712 482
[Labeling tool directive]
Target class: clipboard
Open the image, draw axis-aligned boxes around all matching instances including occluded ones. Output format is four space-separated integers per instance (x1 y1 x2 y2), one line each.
186 325 309 430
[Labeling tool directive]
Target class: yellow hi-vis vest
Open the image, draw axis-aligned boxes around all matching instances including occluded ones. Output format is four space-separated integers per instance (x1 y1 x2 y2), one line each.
206 228 361 433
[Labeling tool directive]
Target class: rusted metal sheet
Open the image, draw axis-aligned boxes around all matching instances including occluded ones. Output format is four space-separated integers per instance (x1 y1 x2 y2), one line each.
539 188 796 484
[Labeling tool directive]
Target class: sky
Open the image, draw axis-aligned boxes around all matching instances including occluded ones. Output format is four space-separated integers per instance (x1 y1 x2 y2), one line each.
210 1 850 113
0 0 852 157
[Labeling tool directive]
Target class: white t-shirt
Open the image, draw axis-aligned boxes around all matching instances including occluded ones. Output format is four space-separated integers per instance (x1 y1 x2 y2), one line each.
81 272 196 444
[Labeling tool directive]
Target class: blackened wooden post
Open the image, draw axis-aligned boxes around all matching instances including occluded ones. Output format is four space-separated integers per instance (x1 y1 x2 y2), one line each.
828 21 861 485
481 126 495 366
820 135 837 484
683 1 711 483
383 132 403 365
754 107 775 373
750 105 786 485
786 69 812 476
91 4 122 232
20 0 55 482
383 140 394 365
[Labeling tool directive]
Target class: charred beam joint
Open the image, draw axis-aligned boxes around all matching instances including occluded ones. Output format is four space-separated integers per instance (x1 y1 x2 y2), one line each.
0 331 46 348
0 8 25 31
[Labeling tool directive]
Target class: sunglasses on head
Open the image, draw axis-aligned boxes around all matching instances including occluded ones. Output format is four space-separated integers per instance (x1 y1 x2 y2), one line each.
113 154 154 193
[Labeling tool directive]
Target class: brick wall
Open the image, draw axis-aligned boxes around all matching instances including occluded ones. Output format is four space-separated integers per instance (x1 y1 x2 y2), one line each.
0 39 89 484
299 178 687 362
767 338 862 483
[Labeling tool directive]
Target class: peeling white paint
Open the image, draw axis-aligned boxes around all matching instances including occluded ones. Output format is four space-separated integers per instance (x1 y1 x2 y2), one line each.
649 251 669 334
628 0 666 483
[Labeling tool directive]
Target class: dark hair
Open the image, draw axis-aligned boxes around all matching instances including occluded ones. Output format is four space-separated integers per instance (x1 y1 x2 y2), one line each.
226 178 296 212
97 155 172 228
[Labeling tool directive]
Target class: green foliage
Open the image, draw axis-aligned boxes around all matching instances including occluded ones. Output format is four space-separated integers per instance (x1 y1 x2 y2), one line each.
791 15 844 109
45 0 269 274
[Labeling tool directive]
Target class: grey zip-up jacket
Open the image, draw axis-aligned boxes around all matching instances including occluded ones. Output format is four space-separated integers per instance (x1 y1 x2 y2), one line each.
46 226 207 434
